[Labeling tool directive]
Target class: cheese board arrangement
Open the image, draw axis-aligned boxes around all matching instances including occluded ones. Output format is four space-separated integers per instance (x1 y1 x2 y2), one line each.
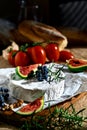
0 60 87 126
0 20 87 128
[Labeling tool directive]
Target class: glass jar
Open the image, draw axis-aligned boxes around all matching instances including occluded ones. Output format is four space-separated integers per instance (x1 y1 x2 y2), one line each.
17 0 28 23
17 0 43 24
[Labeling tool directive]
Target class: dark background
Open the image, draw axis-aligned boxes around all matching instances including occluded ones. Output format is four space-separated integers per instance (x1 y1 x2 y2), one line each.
0 0 87 29
0 0 49 25
0 0 87 54
0 0 19 23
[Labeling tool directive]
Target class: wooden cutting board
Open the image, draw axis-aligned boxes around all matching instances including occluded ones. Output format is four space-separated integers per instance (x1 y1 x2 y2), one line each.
0 91 87 127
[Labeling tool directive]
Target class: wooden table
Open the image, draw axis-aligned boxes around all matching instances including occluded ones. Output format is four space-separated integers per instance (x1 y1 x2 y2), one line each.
1 27 87 129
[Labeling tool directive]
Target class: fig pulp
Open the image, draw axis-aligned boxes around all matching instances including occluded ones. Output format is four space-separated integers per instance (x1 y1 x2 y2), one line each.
67 58 87 72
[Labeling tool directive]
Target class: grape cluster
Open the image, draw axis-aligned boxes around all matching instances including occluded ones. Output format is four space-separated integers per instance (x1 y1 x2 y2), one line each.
36 65 48 81
0 87 9 108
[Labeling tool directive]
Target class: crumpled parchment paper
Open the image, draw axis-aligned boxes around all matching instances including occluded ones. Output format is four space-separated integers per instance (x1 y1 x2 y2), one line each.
0 65 87 110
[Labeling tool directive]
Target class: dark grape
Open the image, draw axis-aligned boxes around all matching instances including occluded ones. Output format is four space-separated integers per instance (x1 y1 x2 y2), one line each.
36 65 48 81
0 87 9 101
38 65 42 70
1 102 5 107
0 87 9 93
3 93 9 101
37 76 43 81
28 70 35 78
43 74 48 81
0 95 4 103
4 88 9 93
43 66 48 71
36 71 42 77
0 87 4 92
36 71 43 81
0 87 9 109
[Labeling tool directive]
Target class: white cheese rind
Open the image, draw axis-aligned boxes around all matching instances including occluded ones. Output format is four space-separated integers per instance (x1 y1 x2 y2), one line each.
9 63 65 102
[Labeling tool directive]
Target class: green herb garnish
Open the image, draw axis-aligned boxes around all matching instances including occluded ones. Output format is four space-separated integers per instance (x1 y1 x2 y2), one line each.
47 63 65 83
20 104 87 130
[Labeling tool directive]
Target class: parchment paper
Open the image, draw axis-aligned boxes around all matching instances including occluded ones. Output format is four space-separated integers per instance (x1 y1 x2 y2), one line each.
0 65 87 110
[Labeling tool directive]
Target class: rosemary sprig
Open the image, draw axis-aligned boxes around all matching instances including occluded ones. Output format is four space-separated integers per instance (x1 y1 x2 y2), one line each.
47 64 65 83
20 104 87 130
